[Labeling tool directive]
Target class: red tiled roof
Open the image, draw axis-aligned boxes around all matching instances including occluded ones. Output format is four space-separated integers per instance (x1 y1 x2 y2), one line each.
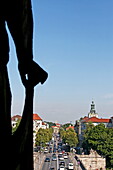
81 117 89 122
11 115 22 121
12 114 42 121
33 114 42 120
56 123 60 125
66 126 74 130
51 126 59 128
83 117 110 123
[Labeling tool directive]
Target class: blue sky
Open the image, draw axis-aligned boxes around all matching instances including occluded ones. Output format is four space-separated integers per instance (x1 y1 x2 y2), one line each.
8 0 113 124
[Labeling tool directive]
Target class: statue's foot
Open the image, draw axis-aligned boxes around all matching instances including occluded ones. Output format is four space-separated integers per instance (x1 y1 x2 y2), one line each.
40 70 48 85
30 61 48 86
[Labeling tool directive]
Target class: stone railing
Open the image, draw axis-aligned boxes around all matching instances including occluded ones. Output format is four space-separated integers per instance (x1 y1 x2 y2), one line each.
34 152 46 170
76 150 106 170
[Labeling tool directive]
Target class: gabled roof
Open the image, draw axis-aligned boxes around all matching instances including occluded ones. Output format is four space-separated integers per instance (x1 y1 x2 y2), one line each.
51 126 60 129
83 117 110 123
33 114 42 121
66 126 74 130
11 115 22 121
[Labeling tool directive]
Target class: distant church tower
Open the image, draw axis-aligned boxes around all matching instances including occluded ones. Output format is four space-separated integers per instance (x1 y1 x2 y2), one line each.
88 101 98 118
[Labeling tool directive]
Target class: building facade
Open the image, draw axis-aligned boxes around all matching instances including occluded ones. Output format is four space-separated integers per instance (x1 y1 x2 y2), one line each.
74 101 113 146
11 113 49 146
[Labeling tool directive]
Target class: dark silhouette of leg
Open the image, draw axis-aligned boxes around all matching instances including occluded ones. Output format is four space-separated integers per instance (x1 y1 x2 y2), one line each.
6 0 33 66
6 0 48 87
0 16 12 169
0 66 12 169
0 1 48 170
12 86 34 170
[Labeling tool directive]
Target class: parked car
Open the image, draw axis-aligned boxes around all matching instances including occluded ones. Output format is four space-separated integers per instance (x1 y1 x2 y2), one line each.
45 157 50 162
68 162 73 169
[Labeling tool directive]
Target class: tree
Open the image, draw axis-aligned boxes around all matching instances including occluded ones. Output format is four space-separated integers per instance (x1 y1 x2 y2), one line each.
63 128 78 147
62 123 73 130
59 127 66 140
82 122 94 153
35 128 52 147
83 123 113 168
45 128 53 141
12 119 21 134
45 121 56 128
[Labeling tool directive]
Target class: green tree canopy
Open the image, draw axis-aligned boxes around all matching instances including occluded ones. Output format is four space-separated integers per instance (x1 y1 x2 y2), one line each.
62 123 73 130
59 127 66 139
83 123 113 168
65 129 78 147
35 128 52 147
12 119 21 134
61 128 78 147
45 121 56 128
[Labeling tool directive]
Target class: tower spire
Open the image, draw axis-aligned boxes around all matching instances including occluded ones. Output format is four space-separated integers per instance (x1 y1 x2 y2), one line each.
90 101 95 113
88 101 98 118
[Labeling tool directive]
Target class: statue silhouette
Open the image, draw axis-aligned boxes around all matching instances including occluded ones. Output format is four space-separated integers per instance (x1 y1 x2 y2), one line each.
0 0 48 169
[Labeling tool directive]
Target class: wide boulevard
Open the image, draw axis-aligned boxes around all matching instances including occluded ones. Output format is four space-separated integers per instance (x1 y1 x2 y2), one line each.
34 133 82 170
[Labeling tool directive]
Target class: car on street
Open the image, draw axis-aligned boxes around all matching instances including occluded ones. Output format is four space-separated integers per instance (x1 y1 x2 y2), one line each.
44 148 49 154
52 156 57 161
68 162 74 169
58 154 64 161
45 157 50 162
33 147 38 152
59 161 65 166
64 153 68 159
49 167 55 170
59 165 65 170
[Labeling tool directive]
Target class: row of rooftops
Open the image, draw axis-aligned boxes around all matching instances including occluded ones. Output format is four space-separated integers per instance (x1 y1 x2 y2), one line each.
11 101 113 127
76 101 113 125
11 113 42 121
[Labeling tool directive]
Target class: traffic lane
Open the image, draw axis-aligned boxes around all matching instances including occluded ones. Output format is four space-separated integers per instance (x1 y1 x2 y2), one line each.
58 154 76 169
42 153 57 170
42 154 51 170
51 159 57 170
64 158 70 168
42 160 50 170
58 158 70 169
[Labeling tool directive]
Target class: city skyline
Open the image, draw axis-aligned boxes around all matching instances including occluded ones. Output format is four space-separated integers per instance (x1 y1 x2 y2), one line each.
7 0 113 123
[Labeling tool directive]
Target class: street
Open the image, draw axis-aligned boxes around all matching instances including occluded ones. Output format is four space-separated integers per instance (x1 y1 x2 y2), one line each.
34 133 83 170
34 152 82 170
